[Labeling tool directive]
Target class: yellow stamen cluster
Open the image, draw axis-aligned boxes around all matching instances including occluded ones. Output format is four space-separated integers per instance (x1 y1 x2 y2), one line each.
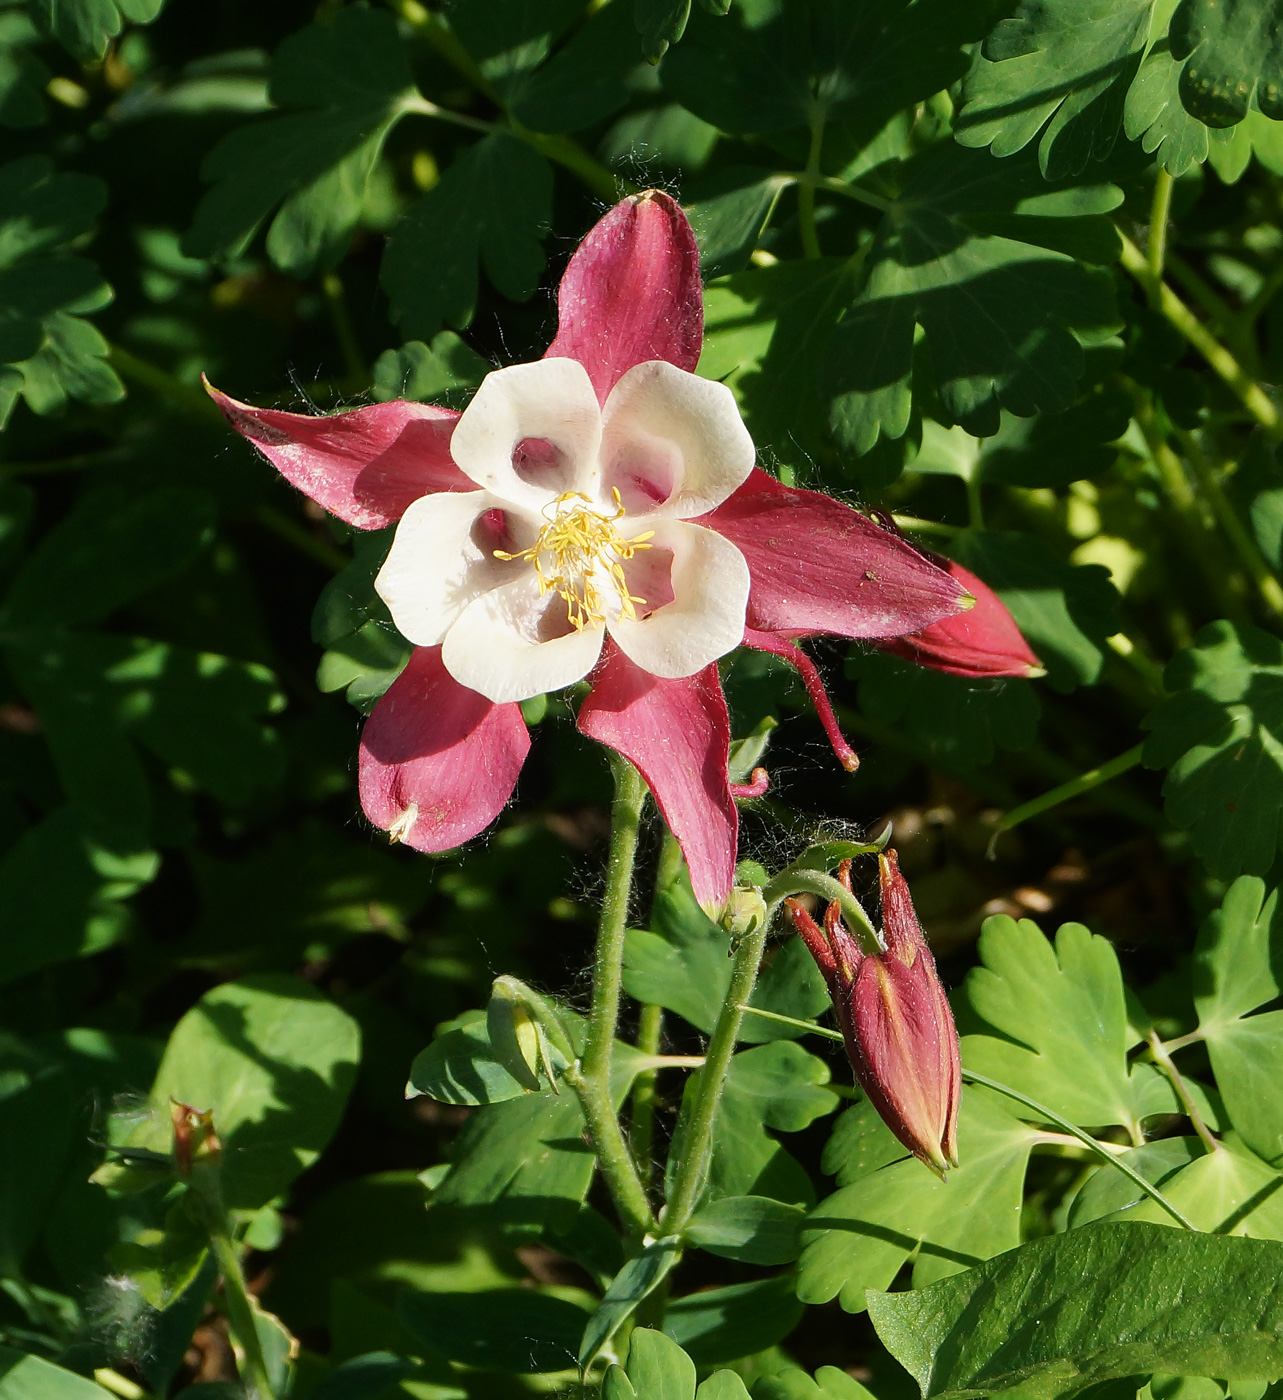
496 490 653 631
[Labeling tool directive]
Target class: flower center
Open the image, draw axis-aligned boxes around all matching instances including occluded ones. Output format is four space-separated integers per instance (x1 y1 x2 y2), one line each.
495 490 653 631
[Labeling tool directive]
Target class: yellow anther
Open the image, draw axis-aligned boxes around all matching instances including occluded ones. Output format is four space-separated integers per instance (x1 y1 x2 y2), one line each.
495 491 652 630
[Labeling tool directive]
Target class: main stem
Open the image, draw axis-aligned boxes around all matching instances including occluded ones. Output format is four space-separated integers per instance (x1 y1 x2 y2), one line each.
568 757 655 1243
659 913 771 1236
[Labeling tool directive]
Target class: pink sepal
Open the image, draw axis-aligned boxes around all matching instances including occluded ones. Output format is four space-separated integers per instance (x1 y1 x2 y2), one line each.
545 190 703 404
743 628 859 772
206 380 471 530
578 642 736 913
878 559 1044 679
359 646 530 852
701 470 969 640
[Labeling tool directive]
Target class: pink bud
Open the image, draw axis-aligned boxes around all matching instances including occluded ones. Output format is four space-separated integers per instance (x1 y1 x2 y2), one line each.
787 851 961 1174
879 558 1043 680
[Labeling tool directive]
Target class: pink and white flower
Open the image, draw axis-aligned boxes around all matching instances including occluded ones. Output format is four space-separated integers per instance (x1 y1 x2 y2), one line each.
208 191 970 912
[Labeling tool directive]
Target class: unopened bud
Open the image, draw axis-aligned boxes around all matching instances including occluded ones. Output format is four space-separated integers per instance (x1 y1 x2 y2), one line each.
487 976 569 1093
788 850 960 1175
878 558 1044 679
170 1101 220 1182
723 886 768 941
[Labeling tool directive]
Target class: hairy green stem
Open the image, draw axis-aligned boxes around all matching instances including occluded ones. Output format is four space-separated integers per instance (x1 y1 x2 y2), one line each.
987 744 1145 857
567 757 655 1242
761 869 881 953
659 915 772 1235
629 1003 664 1187
1118 233 1283 443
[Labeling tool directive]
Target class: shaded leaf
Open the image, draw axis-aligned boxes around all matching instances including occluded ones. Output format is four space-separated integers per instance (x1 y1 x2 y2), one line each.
664 1275 803 1366
398 1287 589 1374
867 1223 1283 1400
1171 0 1283 125
381 131 551 340
685 1195 805 1264
1143 621 1283 880
184 8 415 274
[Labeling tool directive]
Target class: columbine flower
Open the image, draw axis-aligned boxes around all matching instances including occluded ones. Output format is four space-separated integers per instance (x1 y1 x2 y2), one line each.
876 550 1043 680
208 192 969 912
788 851 960 1174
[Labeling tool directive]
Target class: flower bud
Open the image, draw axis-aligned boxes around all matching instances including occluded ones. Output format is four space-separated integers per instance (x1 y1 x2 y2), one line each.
878 558 1043 680
486 975 571 1093
787 851 960 1174
170 1100 221 1182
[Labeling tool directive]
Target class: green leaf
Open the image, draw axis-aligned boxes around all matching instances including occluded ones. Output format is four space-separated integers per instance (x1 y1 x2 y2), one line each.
579 1236 683 1370
3 484 214 627
798 1089 1038 1312
370 335 489 407
0 156 122 424
955 0 1153 178
129 974 361 1209
636 0 691 63
686 169 790 278
755 1368 877 1400
0 1347 114 1400
608 1329 696 1400
685 1195 805 1265
950 530 1121 691
1144 621 1283 880
960 916 1180 1136
1123 37 1214 176
849 651 1040 772
1171 0 1283 125
28 0 162 60
445 0 582 107
507 0 638 133
316 622 411 714
407 1009 550 1107
866 1222 1283 1400
0 808 157 986
183 8 416 274
1206 110 1283 181
381 131 551 340
699 258 858 463
696 1371 752 1400
623 877 832 1043
828 147 1121 452
661 0 998 142
1191 878 1283 1161
0 10 50 128
664 1275 803 1366
1068 1136 1283 1235
109 1197 209 1309
398 1287 590 1374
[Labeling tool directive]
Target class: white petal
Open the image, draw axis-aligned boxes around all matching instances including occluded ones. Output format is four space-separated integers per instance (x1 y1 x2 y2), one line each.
449 358 603 512
442 574 605 704
375 491 530 647
599 361 756 519
608 520 749 678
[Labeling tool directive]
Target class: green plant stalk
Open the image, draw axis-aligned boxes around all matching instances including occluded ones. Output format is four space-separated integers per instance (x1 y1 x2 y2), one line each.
961 1069 1196 1228
659 913 772 1235
320 272 370 389
735 1007 1197 1229
1146 169 1175 301
1176 428 1283 621
108 343 223 423
187 1180 275 1400
797 114 825 259
1147 1031 1222 1156
987 744 1145 856
629 1002 664 1186
1118 233 1283 443
761 868 881 953
567 757 655 1242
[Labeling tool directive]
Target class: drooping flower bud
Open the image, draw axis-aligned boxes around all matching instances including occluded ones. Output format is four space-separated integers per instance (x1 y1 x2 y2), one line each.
787 851 960 1174
877 557 1044 680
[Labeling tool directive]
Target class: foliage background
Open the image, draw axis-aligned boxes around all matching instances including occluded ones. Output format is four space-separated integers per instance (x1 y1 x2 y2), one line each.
7 0 1283 1395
